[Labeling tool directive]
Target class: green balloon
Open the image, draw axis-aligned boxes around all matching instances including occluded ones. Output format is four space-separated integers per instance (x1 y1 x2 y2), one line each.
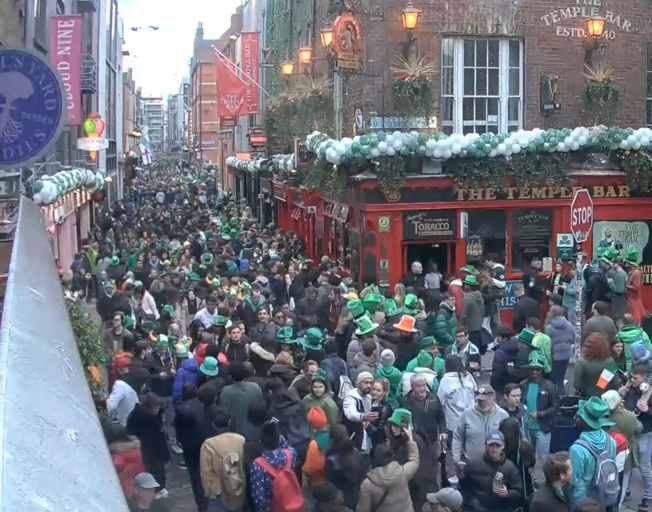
83 119 96 134
360 136 369 145
351 142 361 153
377 132 387 141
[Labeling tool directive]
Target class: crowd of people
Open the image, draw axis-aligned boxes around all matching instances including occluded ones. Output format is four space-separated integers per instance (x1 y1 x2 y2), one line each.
60 164 652 512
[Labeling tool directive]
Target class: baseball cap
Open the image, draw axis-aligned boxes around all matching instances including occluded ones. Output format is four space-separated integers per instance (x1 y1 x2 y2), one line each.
134 473 159 489
486 431 505 446
475 385 495 400
426 488 463 510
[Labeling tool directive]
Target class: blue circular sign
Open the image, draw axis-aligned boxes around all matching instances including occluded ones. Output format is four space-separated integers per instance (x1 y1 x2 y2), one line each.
0 47 65 170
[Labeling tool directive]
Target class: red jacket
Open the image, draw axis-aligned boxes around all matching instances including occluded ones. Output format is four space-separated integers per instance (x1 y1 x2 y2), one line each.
110 437 145 498
449 280 464 319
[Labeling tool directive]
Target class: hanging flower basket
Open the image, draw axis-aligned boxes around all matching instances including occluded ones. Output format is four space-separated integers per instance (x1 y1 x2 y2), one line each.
582 63 620 125
390 55 436 117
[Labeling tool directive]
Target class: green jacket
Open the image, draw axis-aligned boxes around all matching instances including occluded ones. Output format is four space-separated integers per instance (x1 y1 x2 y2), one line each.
406 350 445 377
533 332 552 374
433 303 457 347
610 408 643 472
302 393 340 428
617 324 652 372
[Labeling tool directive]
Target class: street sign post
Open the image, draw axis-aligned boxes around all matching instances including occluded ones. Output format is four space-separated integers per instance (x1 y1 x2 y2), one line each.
570 188 594 362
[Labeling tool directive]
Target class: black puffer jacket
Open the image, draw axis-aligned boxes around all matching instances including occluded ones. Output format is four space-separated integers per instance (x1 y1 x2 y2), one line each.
491 338 520 393
173 398 220 449
266 387 310 448
395 332 421 372
320 353 348 397
126 404 170 466
460 452 523 512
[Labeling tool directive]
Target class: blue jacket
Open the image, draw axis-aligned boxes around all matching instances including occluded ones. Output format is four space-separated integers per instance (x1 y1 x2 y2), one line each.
569 430 616 503
172 358 198 405
562 276 577 311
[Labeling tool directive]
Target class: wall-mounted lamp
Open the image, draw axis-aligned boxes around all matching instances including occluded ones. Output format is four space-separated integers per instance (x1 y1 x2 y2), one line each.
401 2 421 58
585 15 606 64
281 61 295 75
320 27 333 48
298 46 313 65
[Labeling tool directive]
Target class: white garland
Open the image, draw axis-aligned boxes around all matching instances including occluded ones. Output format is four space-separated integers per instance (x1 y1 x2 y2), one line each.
33 168 105 205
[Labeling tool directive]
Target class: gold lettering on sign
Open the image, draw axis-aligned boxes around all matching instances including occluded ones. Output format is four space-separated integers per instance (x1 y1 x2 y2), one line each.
456 186 631 201
541 2 634 41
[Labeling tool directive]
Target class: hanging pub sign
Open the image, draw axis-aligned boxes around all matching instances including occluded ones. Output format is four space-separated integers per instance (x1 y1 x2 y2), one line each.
403 210 457 240
332 13 362 70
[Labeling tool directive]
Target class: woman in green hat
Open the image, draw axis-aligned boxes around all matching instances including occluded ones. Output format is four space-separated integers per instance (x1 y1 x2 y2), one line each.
303 371 340 428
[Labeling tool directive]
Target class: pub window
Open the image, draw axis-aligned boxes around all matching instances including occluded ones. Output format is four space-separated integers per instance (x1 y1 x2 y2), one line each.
467 210 507 266
511 209 552 274
647 44 652 126
441 38 523 135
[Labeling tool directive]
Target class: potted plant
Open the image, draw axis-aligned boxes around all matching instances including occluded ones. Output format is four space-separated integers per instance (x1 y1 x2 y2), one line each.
582 62 620 125
389 54 436 118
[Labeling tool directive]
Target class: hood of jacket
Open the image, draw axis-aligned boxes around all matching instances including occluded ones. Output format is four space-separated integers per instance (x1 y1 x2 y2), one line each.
414 310 427 321
180 357 198 373
549 316 573 331
578 429 611 451
466 290 484 305
618 324 645 344
367 460 406 488
109 437 141 454
497 338 519 357
440 301 455 314
244 294 265 310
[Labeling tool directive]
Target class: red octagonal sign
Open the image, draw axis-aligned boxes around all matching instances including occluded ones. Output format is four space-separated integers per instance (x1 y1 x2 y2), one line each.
571 188 593 243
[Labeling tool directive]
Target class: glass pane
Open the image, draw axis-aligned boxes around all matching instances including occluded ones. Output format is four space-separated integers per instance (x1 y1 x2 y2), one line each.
442 39 454 67
489 69 499 95
488 40 499 67
647 73 652 98
476 40 487 67
488 98 499 117
463 98 474 120
476 125 487 134
508 125 518 132
442 68 454 96
508 97 519 122
442 125 453 135
468 210 507 265
488 125 499 134
509 68 520 96
477 69 487 95
463 125 473 135
475 98 486 120
647 100 652 125
511 209 552 273
464 40 475 67
509 40 520 68
441 97 454 122
464 68 475 95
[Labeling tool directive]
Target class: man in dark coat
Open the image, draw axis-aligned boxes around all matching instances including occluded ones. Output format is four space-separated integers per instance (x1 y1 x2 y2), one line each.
320 339 348 398
402 261 426 297
530 452 573 512
513 283 540 333
490 326 520 395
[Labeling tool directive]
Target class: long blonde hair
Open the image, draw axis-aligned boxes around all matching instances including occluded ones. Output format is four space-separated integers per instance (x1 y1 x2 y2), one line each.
394 283 406 307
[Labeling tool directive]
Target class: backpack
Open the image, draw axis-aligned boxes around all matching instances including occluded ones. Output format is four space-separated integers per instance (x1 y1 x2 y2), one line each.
576 439 620 506
221 451 245 507
609 432 630 473
254 449 304 512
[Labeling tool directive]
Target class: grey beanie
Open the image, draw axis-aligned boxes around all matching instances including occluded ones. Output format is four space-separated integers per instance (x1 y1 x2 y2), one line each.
381 349 395 367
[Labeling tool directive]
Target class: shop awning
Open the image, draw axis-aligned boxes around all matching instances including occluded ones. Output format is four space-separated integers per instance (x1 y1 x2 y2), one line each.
0 197 128 512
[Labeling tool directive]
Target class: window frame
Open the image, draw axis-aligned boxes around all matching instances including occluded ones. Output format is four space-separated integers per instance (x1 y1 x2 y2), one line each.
441 37 524 135
646 43 652 127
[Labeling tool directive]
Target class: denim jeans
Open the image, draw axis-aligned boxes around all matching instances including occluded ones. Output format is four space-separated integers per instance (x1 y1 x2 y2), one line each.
529 429 551 464
639 431 652 499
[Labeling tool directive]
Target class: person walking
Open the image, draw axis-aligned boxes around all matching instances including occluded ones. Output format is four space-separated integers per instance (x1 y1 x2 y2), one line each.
545 306 575 394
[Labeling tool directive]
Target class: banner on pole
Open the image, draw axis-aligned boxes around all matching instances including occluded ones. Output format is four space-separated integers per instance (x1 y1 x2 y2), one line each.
50 15 83 125
240 32 260 115
215 54 246 118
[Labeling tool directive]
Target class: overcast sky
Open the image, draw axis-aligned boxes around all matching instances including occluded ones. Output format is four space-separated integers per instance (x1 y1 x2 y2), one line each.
119 0 242 97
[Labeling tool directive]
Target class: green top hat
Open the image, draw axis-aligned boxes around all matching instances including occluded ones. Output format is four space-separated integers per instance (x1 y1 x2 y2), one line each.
420 336 436 349
155 334 169 349
387 305 404 317
461 264 477 274
230 229 241 239
188 272 201 281
625 247 640 266
388 408 413 429
110 255 120 266
276 326 297 344
404 293 418 314
241 281 252 292
516 328 535 346
578 396 616 430
348 299 365 319
123 315 135 329
210 278 221 288
381 299 398 314
200 356 219 377
201 254 214 265
212 315 226 326
363 293 381 312
355 316 379 336
299 328 324 351
526 350 545 369
463 274 479 286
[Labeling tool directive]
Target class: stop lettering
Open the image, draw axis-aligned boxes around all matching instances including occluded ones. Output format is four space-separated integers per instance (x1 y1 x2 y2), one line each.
570 189 593 243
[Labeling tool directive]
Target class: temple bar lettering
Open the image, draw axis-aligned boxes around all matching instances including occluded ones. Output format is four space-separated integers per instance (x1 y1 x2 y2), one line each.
541 0 634 40
456 185 631 202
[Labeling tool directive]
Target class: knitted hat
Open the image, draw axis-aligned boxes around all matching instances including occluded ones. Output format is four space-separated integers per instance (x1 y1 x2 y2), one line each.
307 407 328 430
381 349 395 367
631 340 648 361
356 371 374 384
602 389 621 411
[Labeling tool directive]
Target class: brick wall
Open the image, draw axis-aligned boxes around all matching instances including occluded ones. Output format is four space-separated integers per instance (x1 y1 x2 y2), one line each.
279 0 652 135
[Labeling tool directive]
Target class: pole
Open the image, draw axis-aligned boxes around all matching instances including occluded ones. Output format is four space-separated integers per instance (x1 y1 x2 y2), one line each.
574 250 584 362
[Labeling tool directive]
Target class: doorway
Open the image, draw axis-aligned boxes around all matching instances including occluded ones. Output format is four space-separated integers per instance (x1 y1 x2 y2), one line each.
404 241 455 277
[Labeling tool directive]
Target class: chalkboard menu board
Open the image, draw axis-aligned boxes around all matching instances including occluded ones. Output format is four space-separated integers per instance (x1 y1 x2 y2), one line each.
512 209 552 270
403 210 457 240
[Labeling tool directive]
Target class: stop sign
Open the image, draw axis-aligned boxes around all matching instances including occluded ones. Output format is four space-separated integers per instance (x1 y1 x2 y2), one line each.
571 189 593 243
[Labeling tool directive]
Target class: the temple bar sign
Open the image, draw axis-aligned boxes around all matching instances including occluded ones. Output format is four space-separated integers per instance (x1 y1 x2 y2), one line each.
457 185 630 202
542 0 634 40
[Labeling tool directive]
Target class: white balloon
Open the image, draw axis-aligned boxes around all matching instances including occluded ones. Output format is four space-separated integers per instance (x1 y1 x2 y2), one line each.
451 143 461 154
370 148 381 158
342 137 353 148
634 141 642 150
433 148 443 159
489 150 497 157
578 135 588 145
426 139 436 150
619 140 629 149
425 149 434 157
512 144 521 154
627 135 637 145
460 138 469 149
392 131 402 140
557 142 567 152
497 143 507 154
570 141 580 151
387 147 396 156
334 142 345 153
33 193 43 204
378 141 388 153
393 139 403 150
353 136 361 143
642 137 651 146
385 135 394 145
442 149 452 159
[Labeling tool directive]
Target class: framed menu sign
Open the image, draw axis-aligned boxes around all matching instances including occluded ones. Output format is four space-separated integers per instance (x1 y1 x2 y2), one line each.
403 210 456 240
511 209 552 272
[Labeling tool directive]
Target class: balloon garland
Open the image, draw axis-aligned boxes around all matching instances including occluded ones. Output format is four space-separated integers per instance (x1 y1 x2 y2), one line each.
32 168 106 205
224 125 652 174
